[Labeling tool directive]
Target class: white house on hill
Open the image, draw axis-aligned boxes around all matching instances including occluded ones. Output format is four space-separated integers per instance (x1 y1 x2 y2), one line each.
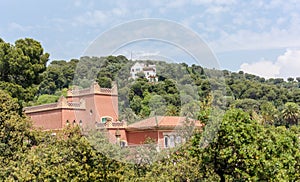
130 62 158 82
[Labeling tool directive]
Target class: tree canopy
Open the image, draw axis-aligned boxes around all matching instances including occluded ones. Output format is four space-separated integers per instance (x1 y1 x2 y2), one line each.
0 37 300 181
0 38 49 104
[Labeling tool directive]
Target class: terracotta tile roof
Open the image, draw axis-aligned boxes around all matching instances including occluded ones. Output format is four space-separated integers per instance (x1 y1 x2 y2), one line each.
126 116 203 130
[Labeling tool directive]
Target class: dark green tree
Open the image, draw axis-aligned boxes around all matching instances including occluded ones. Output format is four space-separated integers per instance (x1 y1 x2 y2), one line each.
0 38 49 102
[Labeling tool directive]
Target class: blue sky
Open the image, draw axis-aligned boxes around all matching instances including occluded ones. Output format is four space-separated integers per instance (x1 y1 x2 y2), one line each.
1 0 300 79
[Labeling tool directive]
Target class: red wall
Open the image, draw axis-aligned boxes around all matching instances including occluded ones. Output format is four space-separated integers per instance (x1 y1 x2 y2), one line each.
66 93 119 129
28 109 62 130
94 94 118 121
126 130 161 145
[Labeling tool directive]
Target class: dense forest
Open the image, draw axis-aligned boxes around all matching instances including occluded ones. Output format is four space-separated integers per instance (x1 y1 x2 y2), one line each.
1 38 300 181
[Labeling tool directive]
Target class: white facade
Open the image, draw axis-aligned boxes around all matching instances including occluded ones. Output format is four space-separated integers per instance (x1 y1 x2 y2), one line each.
130 62 158 82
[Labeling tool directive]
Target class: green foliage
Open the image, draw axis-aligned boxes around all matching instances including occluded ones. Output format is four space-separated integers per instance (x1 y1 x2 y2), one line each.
1 37 300 180
4 127 128 181
232 98 260 113
260 101 278 125
35 94 59 105
39 59 78 94
97 77 112 88
0 38 49 103
281 102 299 126
193 109 300 181
0 90 36 179
1 91 300 181
201 109 264 181
18 53 299 124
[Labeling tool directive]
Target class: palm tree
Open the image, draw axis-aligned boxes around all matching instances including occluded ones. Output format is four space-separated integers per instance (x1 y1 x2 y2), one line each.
260 101 278 125
282 102 299 126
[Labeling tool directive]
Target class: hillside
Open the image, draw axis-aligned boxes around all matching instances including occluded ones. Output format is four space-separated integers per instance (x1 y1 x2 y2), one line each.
31 55 300 126
1 38 300 181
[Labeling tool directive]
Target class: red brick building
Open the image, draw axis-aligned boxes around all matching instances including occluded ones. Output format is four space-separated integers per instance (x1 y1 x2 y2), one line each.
24 82 202 148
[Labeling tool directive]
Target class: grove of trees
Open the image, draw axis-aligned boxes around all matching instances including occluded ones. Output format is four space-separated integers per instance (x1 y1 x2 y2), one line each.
1 37 300 181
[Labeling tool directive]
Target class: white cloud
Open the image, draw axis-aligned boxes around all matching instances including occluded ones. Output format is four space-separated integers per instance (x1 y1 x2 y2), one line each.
205 1 300 53
8 22 32 32
113 49 162 60
210 25 300 52
74 0 81 7
205 6 229 14
240 60 280 79
255 17 271 30
131 50 161 60
191 0 236 5
240 49 300 79
167 0 187 8
72 6 130 27
112 8 127 16
276 49 300 78
74 10 108 27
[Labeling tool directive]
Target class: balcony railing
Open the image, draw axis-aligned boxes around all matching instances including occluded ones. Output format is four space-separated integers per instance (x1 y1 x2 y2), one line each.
95 121 126 129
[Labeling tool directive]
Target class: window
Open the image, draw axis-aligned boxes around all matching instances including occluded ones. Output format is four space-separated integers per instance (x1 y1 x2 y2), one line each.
101 116 113 123
73 120 76 125
136 68 140 71
101 118 107 123
164 134 183 148
164 136 169 148
120 141 127 148
79 120 83 126
132 69 134 72
66 120 70 126
175 136 182 144
169 135 175 148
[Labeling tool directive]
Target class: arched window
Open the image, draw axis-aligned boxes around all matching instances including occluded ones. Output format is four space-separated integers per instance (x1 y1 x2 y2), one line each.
73 120 76 125
101 116 113 123
170 135 175 148
66 120 70 126
175 136 182 145
164 136 169 148
79 120 83 126
164 134 182 148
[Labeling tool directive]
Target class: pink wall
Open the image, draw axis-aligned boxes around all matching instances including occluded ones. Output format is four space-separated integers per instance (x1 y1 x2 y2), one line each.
28 109 62 130
94 94 118 121
126 130 160 145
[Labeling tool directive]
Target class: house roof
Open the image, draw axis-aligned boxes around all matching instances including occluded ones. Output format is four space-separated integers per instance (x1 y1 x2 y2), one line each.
131 62 144 68
126 116 203 131
143 67 155 71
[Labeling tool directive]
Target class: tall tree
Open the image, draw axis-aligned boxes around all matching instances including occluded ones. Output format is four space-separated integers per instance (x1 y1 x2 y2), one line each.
282 102 299 126
0 38 49 102
13 38 49 87
199 109 264 181
260 101 278 125
0 90 35 179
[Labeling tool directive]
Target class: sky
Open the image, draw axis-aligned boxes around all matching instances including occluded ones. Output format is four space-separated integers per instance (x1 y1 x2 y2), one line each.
1 0 300 79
